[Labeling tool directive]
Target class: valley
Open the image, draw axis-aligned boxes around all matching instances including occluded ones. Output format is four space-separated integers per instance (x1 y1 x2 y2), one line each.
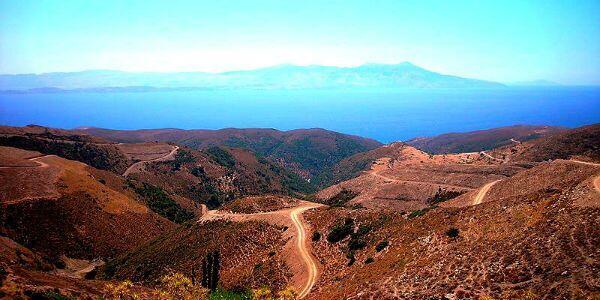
0 123 598 299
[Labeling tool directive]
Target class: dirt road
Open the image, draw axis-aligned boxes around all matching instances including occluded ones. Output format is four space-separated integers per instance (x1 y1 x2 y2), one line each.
472 180 501 205
367 168 474 191
122 145 179 177
480 151 503 162
0 154 53 169
290 205 320 299
200 201 323 298
568 159 600 193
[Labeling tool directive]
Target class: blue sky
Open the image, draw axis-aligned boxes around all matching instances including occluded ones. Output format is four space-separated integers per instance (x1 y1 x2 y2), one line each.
1 0 599 84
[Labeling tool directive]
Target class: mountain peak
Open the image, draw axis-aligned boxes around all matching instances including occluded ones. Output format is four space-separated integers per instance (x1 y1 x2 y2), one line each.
0 63 504 91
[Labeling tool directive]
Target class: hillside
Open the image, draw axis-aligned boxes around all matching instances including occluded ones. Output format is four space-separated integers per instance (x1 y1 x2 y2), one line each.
0 146 175 262
0 125 130 174
406 125 565 154
0 63 504 91
126 145 315 209
1 123 598 299
75 127 382 180
0 125 317 210
314 142 411 187
502 123 600 162
305 159 599 299
101 220 293 293
315 143 524 211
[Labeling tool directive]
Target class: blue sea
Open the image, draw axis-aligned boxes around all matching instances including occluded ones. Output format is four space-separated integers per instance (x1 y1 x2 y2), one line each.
1 87 599 143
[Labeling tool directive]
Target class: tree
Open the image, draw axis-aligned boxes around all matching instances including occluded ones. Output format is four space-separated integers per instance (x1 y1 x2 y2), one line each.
201 250 221 290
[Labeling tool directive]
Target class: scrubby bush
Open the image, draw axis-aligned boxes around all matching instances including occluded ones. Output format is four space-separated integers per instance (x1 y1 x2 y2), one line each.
171 149 196 171
346 251 356 266
354 224 372 236
204 146 236 168
328 189 359 207
209 288 252 300
427 188 465 205
276 287 298 300
311 231 321 242
375 240 389 252
251 287 272 300
327 218 354 243
103 273 209 300
160 272 209 299
348 238 367 251
407 206 436 219
134 183 195 223
191 166 207 178
446 227 460 238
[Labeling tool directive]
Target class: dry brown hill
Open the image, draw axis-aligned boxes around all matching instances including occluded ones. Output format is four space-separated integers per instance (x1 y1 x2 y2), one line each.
0 146 175 262
491 123 600 163
305 159 599 299
0 125 130 174
125 145 314 210
316 143 524 211
101 220 293 293
0 125 316 211
406 125 565 154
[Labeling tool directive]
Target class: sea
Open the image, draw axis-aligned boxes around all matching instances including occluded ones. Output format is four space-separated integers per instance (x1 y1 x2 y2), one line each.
1 87 599 143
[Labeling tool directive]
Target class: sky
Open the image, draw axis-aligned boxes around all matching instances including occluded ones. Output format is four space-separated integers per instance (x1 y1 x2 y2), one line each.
1 0 599 84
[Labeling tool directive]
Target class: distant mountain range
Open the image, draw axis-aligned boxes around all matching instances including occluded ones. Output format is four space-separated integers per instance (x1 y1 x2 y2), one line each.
0 62 505 92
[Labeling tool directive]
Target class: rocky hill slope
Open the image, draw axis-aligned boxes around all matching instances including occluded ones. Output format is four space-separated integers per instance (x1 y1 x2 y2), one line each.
75 127 382 180
406 125 564 154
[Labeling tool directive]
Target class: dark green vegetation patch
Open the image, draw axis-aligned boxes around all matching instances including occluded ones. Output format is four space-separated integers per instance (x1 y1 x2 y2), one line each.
133 182 194 223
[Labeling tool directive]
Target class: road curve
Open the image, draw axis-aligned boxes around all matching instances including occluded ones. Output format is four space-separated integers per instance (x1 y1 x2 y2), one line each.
122 145 179 177
367 170 474 191
0 154 54 169
290 205 320 299
568 159 600 193
472 180 501 205
200 202 322 298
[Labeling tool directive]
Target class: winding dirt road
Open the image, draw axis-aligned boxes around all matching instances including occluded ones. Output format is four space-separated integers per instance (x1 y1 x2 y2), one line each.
122 145 179 177
472 180 501 205
290 205 319 299
0 154 53 169
568 159 600 193
200 201 323 298
367 168 474 191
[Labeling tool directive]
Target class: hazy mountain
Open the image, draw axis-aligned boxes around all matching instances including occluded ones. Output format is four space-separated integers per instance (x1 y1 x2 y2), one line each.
0 63 504 91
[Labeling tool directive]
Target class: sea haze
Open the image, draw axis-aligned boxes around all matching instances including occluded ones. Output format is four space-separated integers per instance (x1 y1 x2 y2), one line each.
1 87 598 143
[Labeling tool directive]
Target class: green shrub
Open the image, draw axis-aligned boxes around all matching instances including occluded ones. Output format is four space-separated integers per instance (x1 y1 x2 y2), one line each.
348 238 366 250
327 218 354 243
170 149 196 171
375 240 389 252
407 206 436 219
328 189 359 207
191 166 207 178
24 291 68 300
427 188 465 205
346 251 356 266
311 231 321 242
446 227 460 238
355 224 372 236
134 183 195 223
209 288 252 300
204 147 236 168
